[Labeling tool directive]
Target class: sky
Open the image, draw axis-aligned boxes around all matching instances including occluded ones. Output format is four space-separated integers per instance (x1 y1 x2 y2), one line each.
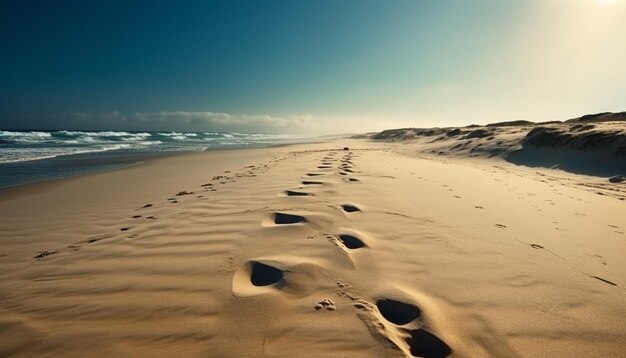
1 0 625 134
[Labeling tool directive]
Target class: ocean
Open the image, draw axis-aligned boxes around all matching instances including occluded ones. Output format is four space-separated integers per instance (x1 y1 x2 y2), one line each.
0 130 307 188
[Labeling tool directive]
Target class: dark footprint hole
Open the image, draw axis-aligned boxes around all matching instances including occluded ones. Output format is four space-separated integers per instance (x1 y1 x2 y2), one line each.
338 234 366 249
307 173 323 176
302 181 323 185
376 299 421 325
250 262 284 286
344 169 354 173
285 190 310 197
274 213 306 225
317 166 332 169
339 172 348 176
348 178 359 182
406 329 451 358
341 205 361 213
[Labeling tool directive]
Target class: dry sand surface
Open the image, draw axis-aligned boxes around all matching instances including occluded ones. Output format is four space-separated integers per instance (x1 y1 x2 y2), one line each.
1 139 625 357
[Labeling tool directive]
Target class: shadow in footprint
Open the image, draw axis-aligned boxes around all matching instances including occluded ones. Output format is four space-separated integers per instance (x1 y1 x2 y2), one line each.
406 329 451 358
285 190 310 197
338 234 366 249
250 262 284 286
302 181 323 185
341 204 361 213
376 299 421 325
275 213 306 225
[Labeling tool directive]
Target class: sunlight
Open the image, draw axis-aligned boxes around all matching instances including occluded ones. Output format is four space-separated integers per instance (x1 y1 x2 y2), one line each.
595 0 616 6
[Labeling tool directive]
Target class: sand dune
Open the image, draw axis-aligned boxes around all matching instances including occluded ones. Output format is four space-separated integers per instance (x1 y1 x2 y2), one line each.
366 112 626 179
1 137 625 357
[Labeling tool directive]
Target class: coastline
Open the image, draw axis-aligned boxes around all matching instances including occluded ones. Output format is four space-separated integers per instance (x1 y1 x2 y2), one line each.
0 136 325 190
1 138 625 357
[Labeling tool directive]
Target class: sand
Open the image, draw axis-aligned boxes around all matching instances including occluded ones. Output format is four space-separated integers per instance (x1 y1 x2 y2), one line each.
1 139 625 357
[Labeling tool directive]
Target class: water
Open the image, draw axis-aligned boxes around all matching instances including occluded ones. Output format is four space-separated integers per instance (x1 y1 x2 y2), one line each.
0 130 307 188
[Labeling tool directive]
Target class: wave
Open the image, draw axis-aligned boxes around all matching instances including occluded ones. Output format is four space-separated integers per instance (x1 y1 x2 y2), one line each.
0 130 54 143
0 130 307 164
0 143 140 164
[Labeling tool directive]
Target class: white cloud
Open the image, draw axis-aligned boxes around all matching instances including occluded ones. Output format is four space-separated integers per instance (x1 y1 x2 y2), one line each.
53 111 314 133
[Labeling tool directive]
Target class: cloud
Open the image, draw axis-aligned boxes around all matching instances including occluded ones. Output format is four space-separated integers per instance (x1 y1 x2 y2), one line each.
50 111 313 133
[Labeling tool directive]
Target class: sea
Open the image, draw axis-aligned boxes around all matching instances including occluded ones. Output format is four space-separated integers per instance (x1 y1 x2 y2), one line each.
0 130 309 188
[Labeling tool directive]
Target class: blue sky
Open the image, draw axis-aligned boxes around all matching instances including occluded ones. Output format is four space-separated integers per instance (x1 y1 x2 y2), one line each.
1 0 625 133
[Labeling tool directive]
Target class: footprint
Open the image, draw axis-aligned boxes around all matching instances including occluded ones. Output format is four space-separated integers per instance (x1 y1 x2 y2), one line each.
530 244 544 249
337 234 366 249
302 181 323 185
285 190 310 197
274 213 306 225
341 204 361 213
406 329 452 358
315 298 336 311
140 204 153 209
376 298 451 358
376 299 421 325
250 262 284 286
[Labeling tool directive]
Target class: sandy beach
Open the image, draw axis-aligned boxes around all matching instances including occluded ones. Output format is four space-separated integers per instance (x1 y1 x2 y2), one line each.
1 136 624 357
4 0 626 356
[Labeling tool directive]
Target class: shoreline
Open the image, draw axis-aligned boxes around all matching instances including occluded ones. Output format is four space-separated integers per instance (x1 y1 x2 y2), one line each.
0 137 327 190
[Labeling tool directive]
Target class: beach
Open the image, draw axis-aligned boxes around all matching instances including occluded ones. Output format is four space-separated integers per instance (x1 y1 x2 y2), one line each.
0 136 624 357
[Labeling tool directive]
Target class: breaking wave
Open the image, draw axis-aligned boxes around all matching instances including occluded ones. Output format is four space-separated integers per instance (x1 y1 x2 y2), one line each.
0 130 302 163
